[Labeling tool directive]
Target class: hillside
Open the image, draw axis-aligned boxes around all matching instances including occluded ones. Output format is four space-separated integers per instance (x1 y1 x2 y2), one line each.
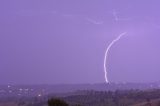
0 102 17 106
132 98 160 106
1 86 160 106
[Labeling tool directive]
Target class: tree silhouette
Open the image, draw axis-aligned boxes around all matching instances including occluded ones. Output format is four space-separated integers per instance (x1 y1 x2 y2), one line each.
48 98 69 106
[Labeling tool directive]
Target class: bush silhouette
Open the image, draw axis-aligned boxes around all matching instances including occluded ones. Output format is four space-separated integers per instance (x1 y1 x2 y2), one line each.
48 98 69 106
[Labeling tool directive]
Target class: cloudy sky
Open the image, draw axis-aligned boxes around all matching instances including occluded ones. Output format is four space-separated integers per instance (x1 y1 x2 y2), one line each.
0 0 160 84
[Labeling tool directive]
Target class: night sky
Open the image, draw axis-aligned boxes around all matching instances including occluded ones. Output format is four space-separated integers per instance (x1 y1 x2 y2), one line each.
0 0 160 84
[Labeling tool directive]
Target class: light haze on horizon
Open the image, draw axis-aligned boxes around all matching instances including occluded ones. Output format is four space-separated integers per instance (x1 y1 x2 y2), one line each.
0 0 160 84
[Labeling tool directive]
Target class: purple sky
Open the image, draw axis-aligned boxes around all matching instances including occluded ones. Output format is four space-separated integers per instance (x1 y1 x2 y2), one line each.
0 0 160 84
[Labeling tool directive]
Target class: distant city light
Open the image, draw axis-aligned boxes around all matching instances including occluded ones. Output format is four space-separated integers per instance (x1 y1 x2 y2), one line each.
38 94 42 97
7 85 11 88
19 88 23 91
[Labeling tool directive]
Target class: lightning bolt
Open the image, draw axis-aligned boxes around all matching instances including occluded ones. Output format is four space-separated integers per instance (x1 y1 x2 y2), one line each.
104 32 127 83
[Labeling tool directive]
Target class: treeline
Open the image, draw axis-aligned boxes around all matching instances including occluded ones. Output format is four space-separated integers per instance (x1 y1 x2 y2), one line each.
60 89 160 106
4 89 160 106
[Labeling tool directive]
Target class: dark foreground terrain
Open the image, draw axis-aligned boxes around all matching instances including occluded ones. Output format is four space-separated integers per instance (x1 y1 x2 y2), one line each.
1 83 160 106
1 89 160 106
